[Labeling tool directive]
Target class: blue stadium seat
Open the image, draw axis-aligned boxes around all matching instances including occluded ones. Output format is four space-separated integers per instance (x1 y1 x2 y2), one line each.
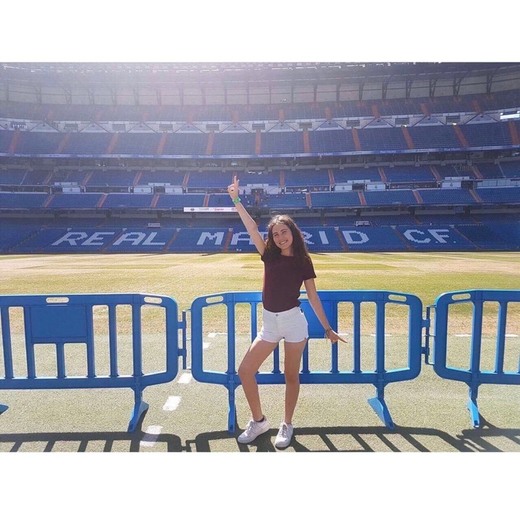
0 192 48 208
262 131 304 155
310 191 361 208
417 188 477 205
476 187 520 204
382 166 436 183
364 189 418 207
408 125 461 150
499 161 520 178
155 193 205 209
47 193 103 209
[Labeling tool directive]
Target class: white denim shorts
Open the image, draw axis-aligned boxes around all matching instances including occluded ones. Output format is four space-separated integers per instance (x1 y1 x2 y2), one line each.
257 306 309 344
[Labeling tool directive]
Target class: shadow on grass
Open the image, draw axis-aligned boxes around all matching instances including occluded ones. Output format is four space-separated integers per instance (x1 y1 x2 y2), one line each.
191 418 520 452
2 416 519 453
0 415 183 452
454 415 520 452
0 430 183 452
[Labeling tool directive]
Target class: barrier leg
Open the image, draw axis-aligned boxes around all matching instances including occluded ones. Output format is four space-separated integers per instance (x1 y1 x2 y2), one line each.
228 386 237 433
467 385 480 428
128 388 149 432
367 386 395 429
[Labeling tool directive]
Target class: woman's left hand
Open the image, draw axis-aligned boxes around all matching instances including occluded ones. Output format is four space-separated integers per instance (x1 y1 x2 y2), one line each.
326 329 348 344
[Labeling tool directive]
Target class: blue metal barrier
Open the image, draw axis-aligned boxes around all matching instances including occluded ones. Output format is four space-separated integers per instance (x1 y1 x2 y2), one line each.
191 290 425 432
0 293 182 431
433 289 520 428
3 288 517 435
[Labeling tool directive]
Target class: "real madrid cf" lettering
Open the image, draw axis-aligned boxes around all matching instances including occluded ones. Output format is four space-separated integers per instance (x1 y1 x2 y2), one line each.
45 225 471 252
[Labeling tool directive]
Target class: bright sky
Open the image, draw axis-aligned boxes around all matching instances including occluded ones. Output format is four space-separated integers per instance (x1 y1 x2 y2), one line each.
2 1 518 62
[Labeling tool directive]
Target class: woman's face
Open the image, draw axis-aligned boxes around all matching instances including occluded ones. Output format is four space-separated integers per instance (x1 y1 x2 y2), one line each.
271 222 294 254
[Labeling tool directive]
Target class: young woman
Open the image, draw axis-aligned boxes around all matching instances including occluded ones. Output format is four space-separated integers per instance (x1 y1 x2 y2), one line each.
227 176 346 449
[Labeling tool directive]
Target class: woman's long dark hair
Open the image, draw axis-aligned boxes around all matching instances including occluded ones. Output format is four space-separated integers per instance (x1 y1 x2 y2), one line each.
263 214 311 264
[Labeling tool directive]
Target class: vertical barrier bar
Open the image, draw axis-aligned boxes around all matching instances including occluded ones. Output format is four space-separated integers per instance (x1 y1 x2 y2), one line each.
469 299 483 376
226 302 236 376
468 299 483 427
250 302 258 341
24 307 37 379
1 307 14 380
330 299 339 373
1 307 13 413
375 300 386 374
132 303 143 377
368 299 395 428
423 305 432 365
353 302 361 373
227 299 238 433
129 301 146 431
272 346 281 374
301 344 310 374
86 305 96 378
181 309 188 370
108 304 118 377
494 302 508 374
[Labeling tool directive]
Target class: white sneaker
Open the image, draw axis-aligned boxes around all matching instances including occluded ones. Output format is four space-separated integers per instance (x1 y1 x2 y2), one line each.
237 417 269 443
274 422 294 449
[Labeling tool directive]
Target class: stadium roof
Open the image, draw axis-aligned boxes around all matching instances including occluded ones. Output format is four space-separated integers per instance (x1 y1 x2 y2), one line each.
2 61 519 80
1 62 519 106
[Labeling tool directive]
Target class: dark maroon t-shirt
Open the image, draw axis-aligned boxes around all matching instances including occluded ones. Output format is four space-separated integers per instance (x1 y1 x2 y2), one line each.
261 253 317 312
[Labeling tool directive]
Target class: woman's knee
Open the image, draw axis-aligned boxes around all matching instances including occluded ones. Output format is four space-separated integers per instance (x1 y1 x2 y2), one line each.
238 358 259 380
238 361 251 379
239 339 276 380
284 366 301 385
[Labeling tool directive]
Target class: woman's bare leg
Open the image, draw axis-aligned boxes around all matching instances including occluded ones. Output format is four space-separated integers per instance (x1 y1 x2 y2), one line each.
238 338 277 421
283 339 307 424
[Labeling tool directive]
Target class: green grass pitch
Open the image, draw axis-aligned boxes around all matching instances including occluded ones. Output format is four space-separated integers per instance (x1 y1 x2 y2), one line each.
0 251 519 455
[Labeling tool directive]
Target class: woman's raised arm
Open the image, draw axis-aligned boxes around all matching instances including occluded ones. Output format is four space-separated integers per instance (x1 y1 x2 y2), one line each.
227 176 266 255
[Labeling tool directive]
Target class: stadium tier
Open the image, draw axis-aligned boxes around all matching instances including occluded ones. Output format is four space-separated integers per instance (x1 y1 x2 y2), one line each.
1 164 519 190
2 120 520 157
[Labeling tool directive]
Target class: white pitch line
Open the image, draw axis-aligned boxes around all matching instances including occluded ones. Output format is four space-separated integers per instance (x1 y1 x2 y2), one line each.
140 425 162 447
163 395 181 411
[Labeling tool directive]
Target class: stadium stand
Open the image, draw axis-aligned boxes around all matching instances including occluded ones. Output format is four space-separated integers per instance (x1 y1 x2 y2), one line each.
0 62 519 253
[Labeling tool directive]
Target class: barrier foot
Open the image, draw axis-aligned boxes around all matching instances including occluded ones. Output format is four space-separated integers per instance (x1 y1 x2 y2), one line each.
367 396 395 430
467 388 480 428
128 399 149 433
228 408 237 434
0 404 8 414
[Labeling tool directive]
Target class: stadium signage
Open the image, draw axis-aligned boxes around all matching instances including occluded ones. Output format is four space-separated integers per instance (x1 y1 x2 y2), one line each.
403 229 451 244
46 226 465 251
51 231 167 247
